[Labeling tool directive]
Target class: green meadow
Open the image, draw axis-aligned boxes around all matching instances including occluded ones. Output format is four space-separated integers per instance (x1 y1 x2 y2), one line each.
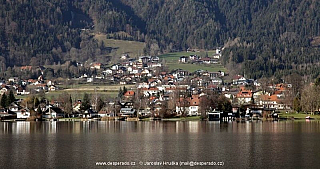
160 51 227 72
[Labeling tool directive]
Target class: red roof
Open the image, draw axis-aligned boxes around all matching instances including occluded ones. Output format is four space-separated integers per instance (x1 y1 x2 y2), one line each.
124 91 135 97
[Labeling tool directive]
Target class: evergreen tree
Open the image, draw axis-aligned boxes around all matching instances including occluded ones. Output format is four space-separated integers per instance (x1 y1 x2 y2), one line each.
1 93 7 108
123 86 127 94
8 90 15 105
80 93 91 111
37 105 43 116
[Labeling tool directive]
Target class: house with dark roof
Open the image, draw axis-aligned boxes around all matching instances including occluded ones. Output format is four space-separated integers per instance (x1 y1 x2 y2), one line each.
43 106 64 119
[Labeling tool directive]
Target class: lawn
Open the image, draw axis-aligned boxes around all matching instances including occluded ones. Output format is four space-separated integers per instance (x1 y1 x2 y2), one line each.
16 84 135 100
279 112 320 119
60 84 136 91
160 51 227 72
94 34 146 58
45 90 119 101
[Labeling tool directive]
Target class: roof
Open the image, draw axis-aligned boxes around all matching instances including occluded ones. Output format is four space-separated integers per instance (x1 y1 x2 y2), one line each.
124 91 135 97
260 95 279 102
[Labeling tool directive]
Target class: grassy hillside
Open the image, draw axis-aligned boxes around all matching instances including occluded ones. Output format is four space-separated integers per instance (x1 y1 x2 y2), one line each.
94 34 146 58
160 51 227 72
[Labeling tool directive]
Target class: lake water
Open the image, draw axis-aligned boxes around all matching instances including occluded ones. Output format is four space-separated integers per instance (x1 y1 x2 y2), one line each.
1 121 320 168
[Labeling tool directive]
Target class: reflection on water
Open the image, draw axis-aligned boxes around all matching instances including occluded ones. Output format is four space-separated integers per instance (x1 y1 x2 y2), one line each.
2 120 320 134
1 121 320 169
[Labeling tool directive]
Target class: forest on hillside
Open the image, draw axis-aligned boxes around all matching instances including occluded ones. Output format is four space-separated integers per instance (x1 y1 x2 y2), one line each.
0 0 319 79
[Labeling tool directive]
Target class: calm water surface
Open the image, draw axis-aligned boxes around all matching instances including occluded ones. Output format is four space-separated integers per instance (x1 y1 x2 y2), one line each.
0 121 320 169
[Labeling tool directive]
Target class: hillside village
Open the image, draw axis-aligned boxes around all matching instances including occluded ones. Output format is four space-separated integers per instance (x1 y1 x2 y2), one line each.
0 49 299 121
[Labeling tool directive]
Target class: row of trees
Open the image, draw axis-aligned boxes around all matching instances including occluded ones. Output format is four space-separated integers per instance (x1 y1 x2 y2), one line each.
0 90 15 108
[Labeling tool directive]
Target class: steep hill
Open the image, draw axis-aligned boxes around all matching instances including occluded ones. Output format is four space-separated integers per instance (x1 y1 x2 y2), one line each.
0 0 319 79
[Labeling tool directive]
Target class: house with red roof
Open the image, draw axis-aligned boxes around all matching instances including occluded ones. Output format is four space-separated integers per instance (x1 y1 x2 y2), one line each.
124 91 135 99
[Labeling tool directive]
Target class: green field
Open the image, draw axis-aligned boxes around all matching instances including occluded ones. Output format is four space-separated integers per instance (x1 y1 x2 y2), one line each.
16 84 136 100
45 90 119 101
94 34 146 58
279 113 320 120
60 84 136 91
160 51 227 72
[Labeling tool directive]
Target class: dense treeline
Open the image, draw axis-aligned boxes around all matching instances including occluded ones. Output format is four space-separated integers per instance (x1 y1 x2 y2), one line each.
0 0 319 79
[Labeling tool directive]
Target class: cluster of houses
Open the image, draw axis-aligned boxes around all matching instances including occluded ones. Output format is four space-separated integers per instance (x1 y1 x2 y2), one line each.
0 75 58 97
0 50 294 121
179 48 221 64
84 55 163 84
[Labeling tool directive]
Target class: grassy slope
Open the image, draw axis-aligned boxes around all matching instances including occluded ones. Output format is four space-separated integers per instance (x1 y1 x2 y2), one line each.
16 84 136 100
94 34 146 58
160 51 227 72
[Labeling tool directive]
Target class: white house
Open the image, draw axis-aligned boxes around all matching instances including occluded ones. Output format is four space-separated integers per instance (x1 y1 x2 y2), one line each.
16 109 30 119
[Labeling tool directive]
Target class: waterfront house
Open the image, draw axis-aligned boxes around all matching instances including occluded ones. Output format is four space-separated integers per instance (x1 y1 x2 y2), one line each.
43 106 64 119
16 108 30 119
82 109 98 118
0 109 16 119
236 87 253 104
120 108 136 117
98 111 113 117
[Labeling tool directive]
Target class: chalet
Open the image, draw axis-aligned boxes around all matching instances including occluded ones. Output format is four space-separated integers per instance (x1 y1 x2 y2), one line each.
189 95 200 116
209 72 221 79
233 75 247 85
137 82 149 89
48 85 57 91
134 62 143 68
236 87 253 104
87 78 93 83
201 57 212 64
191 77 204 87
175 95 201 116
0 109 16 118
172 69 189 78
259 94 290 110
189 55 200 60
9 102 21 112
121 54 129 60
82 109 98 118
212 54 221 59
103 69 113 75
16 86 30 95
131 68 141 74
211 77 223 85
111 64 119 70
98 111 113 117
150 56 158 62
120 101 134 108
124 91 135 99
138 108 151 116
1 85 10 94
142 87 159 97
179 56 189 63
8 77 19 83
120 108 136 117
147 62 162 68
43 106 64 119
90 63 102 70
139 56 151 63
216 48 221 55
16 108 30 119
141 69 151 76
